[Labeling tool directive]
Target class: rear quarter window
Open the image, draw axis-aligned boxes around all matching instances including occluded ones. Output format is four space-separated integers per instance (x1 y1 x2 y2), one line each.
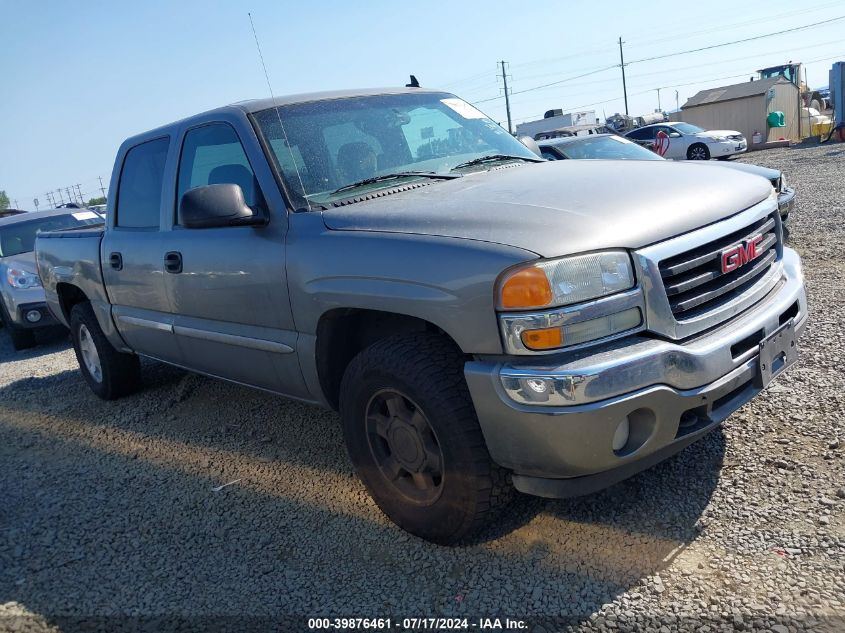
116 137 169 228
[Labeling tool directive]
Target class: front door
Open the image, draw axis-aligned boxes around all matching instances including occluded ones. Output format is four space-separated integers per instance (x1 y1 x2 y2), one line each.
160 120 307 398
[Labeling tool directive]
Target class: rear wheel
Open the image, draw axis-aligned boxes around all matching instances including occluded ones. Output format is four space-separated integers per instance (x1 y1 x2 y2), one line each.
687 143 710 160
70 303 140 399
339 333 511 544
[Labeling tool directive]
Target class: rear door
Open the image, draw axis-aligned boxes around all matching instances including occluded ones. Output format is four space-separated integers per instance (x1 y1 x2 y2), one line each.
101 136 182 364
159 116 307 398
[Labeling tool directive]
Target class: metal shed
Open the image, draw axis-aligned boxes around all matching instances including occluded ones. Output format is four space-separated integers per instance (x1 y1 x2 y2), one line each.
673 77 801 145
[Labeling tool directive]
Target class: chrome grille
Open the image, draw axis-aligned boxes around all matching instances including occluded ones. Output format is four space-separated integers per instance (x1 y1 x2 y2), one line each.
659 213 780 320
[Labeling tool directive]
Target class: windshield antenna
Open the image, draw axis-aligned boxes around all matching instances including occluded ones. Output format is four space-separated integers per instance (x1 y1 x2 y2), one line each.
248 12 307 206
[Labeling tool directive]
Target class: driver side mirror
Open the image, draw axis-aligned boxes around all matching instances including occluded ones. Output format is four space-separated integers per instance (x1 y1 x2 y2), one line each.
180 184 266 228
668 132 682 138
518 135 543 157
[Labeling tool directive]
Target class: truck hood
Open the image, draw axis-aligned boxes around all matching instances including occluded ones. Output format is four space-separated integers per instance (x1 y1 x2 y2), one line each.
321 160 774 257
0 251 37 273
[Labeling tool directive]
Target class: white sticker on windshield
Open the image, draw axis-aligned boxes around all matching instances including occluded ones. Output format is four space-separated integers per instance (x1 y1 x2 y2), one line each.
441 98 487 119
72 211 98 220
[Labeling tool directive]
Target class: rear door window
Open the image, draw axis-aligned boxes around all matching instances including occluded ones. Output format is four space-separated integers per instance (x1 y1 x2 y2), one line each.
116 137 169 228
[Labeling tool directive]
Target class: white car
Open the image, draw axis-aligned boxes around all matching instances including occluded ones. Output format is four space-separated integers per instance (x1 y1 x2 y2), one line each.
625 122 747 160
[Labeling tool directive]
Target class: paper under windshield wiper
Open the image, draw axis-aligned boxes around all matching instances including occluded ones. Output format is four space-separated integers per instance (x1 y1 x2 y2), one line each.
331 172 459 195
450 154 541 171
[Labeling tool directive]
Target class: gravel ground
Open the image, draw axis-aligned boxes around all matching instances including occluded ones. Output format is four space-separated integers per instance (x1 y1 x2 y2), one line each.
1 142 843 633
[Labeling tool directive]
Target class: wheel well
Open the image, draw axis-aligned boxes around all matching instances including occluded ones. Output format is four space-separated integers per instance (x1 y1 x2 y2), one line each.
56 283 90 322
315 309 457 410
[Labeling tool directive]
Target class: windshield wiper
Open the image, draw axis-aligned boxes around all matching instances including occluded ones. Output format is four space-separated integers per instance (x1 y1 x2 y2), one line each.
450 154 542 171
331 171 459 195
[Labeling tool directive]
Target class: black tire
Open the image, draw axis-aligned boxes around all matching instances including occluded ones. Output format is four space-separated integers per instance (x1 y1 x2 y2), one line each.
339 332 511 545
687 143 710 160
70 303 140 400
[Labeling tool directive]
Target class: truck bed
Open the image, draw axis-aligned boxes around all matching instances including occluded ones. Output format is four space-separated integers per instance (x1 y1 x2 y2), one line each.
35 228 106 329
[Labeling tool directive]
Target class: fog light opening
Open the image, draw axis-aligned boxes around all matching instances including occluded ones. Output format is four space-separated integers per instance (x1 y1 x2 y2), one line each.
25 309 42 323
519 377 551 403
612 416 630 452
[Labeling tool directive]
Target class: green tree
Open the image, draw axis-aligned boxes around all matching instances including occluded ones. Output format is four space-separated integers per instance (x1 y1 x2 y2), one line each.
87 196 107 206
0 190 9 210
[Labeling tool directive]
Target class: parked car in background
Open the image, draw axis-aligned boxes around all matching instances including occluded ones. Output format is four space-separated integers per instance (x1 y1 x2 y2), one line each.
88 204 107 218
533 124 612 140
537 134 794 223
1 208 103 349
36 87 806 544
625 122 747 160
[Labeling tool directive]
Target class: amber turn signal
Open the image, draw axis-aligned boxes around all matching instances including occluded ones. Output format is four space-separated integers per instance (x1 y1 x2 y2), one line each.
499 266 553 309
520 327 563 350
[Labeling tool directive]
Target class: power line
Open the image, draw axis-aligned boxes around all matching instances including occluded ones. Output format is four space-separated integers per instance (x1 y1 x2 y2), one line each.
625 0 844 48
472 64 618 104
627 15 845 66
510 51 844 124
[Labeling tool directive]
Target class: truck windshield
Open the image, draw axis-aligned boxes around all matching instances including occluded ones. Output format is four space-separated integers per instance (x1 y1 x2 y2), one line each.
0 212 102 258
253 92 539 207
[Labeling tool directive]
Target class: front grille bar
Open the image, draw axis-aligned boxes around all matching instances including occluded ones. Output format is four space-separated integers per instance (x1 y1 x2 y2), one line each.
660 216 776 278
670 248 777 314
664 231 777 297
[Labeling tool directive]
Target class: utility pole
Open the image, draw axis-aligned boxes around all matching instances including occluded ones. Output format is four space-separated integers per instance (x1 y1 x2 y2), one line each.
13 199 19 208
499 60 513 135
675 90 679 112
656 88 662 111
75 184 84 204
618 37 629 116
46 192 54 207
98 176 107 199
56 189 65 204
65 187 73 205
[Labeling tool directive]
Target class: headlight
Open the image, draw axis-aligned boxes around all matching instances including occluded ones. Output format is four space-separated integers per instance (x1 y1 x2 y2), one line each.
498 251 635 310
710 136 728 142
6 268 42 289
779 174 786 191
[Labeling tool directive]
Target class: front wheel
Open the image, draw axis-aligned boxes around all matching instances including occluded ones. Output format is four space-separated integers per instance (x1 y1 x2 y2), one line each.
339 333 511 545
70 303 140 399
687 143 710 160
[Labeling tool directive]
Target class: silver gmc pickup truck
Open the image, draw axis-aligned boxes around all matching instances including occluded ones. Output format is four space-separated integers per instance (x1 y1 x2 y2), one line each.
35 87 807 544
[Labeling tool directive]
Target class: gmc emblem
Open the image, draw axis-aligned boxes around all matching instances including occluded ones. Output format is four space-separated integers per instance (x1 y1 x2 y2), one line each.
721 234 764 273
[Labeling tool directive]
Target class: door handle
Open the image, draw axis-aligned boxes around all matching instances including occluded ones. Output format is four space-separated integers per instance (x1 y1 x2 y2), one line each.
164 251 183 274
109 252 123 270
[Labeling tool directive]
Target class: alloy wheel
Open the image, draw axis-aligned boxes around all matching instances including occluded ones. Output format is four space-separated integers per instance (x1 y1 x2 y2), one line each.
365 389 445 505
78 323 103 383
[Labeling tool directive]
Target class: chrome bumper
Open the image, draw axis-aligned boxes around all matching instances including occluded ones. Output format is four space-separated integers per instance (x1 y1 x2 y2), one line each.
464 247 806 487
778 187 795 219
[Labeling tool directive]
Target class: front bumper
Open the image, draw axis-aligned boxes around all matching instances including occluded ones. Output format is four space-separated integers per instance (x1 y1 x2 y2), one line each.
710 139 747 157
464 248 806 497
778 187 795 220
13 302 58 329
